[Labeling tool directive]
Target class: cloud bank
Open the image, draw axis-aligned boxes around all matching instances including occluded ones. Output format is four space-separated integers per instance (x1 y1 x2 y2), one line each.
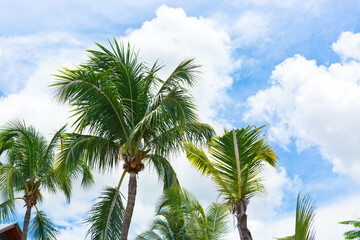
245 31 360 182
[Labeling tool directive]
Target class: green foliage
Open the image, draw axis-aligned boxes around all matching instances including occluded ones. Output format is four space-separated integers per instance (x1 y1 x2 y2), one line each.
277 236 295 240
184 126 277 209
340 219 360 239
295 194 316 240
30 209 59 240
85 185 125 240
136 187 229 240
0 119 67 239
51 40 215 237
277 193 316 240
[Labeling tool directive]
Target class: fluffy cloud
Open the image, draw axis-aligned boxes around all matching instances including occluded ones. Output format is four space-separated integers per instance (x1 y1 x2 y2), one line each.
332 31 360 61
270 193 360 240
0 33 85 95
123 5 238 128
230 11 271 46
246 166 300 239
244 31 360 182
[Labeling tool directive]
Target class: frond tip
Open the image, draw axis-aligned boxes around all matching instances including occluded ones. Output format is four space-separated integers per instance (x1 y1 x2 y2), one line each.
295 193 316 240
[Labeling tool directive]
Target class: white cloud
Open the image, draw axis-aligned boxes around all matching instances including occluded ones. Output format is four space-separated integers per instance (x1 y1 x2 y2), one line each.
244 31 360 182
332 31 360 61
0 33 85 95
229 11 271 46
272 193 360 240
123 5 239 128
247 166 300 239
227 191 360 240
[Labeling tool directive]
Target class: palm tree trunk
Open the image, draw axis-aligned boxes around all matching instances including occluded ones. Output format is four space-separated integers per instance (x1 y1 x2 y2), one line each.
121 172 137 240
236 199 253 240
21 205 32 240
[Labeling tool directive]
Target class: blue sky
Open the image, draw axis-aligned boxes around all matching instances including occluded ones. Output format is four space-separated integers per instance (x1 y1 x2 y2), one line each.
1 0 360 239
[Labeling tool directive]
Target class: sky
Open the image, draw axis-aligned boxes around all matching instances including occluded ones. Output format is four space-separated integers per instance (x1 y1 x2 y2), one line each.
0 0 360 239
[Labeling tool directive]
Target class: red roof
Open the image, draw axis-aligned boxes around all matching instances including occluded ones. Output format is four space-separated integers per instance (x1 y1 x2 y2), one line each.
0 223 22 240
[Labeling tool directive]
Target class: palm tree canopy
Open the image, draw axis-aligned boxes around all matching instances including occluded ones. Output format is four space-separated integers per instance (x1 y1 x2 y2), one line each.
340 219 360 239
0 119 68 202
52 40 214 181
0 119 66 240
136 187 229 240
184 126 277 208
51 40 215 239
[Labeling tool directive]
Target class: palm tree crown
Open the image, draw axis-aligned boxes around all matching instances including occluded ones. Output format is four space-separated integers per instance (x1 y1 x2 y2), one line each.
51 40 214 240
184 126 277 240
0 120 67 240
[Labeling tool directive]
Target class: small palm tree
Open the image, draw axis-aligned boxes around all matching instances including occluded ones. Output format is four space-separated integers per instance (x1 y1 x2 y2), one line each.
0 120 70 240
184 126 277 240
136 187 229 240
51 40 214 240
277 193 316 240
340 219 360 239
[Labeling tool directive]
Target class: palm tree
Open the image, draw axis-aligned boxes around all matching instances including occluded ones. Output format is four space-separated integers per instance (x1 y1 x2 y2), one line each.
277 193 316 240
184 126 277 240
136 187 229 240
340 219 360 239
51 40 214 240
0 119 70 240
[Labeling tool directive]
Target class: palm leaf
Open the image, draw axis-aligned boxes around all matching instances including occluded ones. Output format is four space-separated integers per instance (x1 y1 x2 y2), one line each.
295 193 316 240
138 187 229 240
145 154 180 190
85 176 125 240
29 208 59 240
206 203 229 240
0 198 16 220
340 219 360 239
277 236 295 240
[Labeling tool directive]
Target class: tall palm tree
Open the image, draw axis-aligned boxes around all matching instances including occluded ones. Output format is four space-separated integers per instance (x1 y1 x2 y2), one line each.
184 126 277 240
51 40 214 240
0 119 70 240
277 193 316 240
136 187 229 240
340 219 360 239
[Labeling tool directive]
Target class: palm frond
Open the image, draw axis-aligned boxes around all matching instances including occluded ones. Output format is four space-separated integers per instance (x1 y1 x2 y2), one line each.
85 177 125 240
30 208 59 240
145 154 180 190
295 193 316 240
206 203 229 240
0 163 25 200
52 67 131 140
0 198 16 220
340 219 360 239
139 187 229 240
277 236 295 240
157 59 200 91
56 133 120 175
146 123 214 157
136 229 163 240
